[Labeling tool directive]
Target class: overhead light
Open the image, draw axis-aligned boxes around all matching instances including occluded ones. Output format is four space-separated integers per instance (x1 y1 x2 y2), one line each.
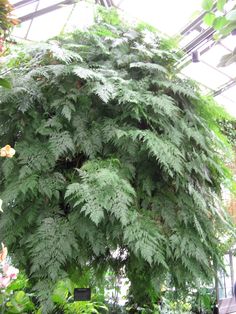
191 50 200 63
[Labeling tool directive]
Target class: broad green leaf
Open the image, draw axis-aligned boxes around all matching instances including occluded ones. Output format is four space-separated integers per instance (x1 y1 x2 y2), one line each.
15 291 26 303
51 280 69 304
213 33 220 40
226 9 236 21
51 293 66 305
220 21 236 35
203 12 216 26
202 0 214 11
7 275 27 291
213 16 228 30
0 77 11 89
217 0 226 12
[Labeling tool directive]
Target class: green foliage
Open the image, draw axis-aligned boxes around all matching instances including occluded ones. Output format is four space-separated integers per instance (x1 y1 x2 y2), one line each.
202 0 230 33
218 119 236 145
0 0 17 38
217 0 227 12
195 96 233 144
1 272 35 313
0 7 233 312
0 0 17 89
51 277 108 314
0 77 11 88
202 0 214 11
201 0 236 66
191 287 215 313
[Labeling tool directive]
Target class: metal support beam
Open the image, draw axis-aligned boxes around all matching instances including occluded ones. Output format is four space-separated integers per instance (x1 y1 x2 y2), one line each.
180 4 216 36
18 0 77 22
180 11 206 36
182 27 215 54
18 0 113 23
213 79 236 97
106 0 113 6
96 0 113 7
13 0 39 9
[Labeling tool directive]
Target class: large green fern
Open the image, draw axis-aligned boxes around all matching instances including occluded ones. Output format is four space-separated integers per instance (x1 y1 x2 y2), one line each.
0 7 233 313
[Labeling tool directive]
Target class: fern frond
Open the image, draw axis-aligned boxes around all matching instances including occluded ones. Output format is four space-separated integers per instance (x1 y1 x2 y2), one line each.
152 79 198 99
29 42 83 64
65 159 135 226
130 61 168 74
73 66 105 81
49 131 75 159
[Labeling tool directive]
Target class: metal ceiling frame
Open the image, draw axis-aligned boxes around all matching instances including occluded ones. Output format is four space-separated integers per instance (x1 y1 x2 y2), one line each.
17 0 77 22
179 10 236 98
213 78 236 97
96 0 113 7
10 0 236 99
16 0 112 22
14 0 38 9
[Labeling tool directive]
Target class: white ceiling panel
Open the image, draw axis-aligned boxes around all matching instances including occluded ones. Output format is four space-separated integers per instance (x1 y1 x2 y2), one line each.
181 62 230 90
112 0 201 36
201 44 236 78
26 6 72 41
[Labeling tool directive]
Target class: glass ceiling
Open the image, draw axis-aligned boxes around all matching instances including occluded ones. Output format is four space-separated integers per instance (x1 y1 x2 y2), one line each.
8 0 236 117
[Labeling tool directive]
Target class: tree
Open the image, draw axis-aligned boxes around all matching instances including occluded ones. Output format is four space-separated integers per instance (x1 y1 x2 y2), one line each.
0 8 233 312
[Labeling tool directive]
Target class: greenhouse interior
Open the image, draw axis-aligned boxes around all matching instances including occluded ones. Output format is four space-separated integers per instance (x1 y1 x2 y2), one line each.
1 0 236 313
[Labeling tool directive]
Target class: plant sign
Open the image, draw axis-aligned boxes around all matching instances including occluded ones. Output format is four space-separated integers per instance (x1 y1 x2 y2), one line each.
74 288 91 301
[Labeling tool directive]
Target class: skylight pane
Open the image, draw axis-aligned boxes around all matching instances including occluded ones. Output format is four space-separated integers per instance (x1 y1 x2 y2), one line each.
26 6 72 41
115 0 201 35
64 1 95 33
13 2 38 18
202 44 229 66
221 35 236 51
201 44 236 78
37 0 64 10
179 30 200 48
10 0 23 3
181 62 230 90
222 85 236 101
11 20 32 39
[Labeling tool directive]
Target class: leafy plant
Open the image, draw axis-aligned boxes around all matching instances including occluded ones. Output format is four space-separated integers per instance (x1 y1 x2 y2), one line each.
201 0 236 66
0 0 17 88
0 0 17 38
52 278 108 314
201 0 231 33
1 272 35 313
0 7 233 312
192 287 215 313
218 119 236 145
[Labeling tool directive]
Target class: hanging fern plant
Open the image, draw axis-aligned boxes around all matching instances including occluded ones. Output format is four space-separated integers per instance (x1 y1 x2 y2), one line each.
0 7 233 312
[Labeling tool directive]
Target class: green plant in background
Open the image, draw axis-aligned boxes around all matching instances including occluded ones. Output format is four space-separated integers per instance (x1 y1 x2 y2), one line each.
202 0 232 33
0 6 234 312
1 272 35 313
52 278 108 314
0 0 17 89
0 0 17 38
192 287 215 314
218 119 236 146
